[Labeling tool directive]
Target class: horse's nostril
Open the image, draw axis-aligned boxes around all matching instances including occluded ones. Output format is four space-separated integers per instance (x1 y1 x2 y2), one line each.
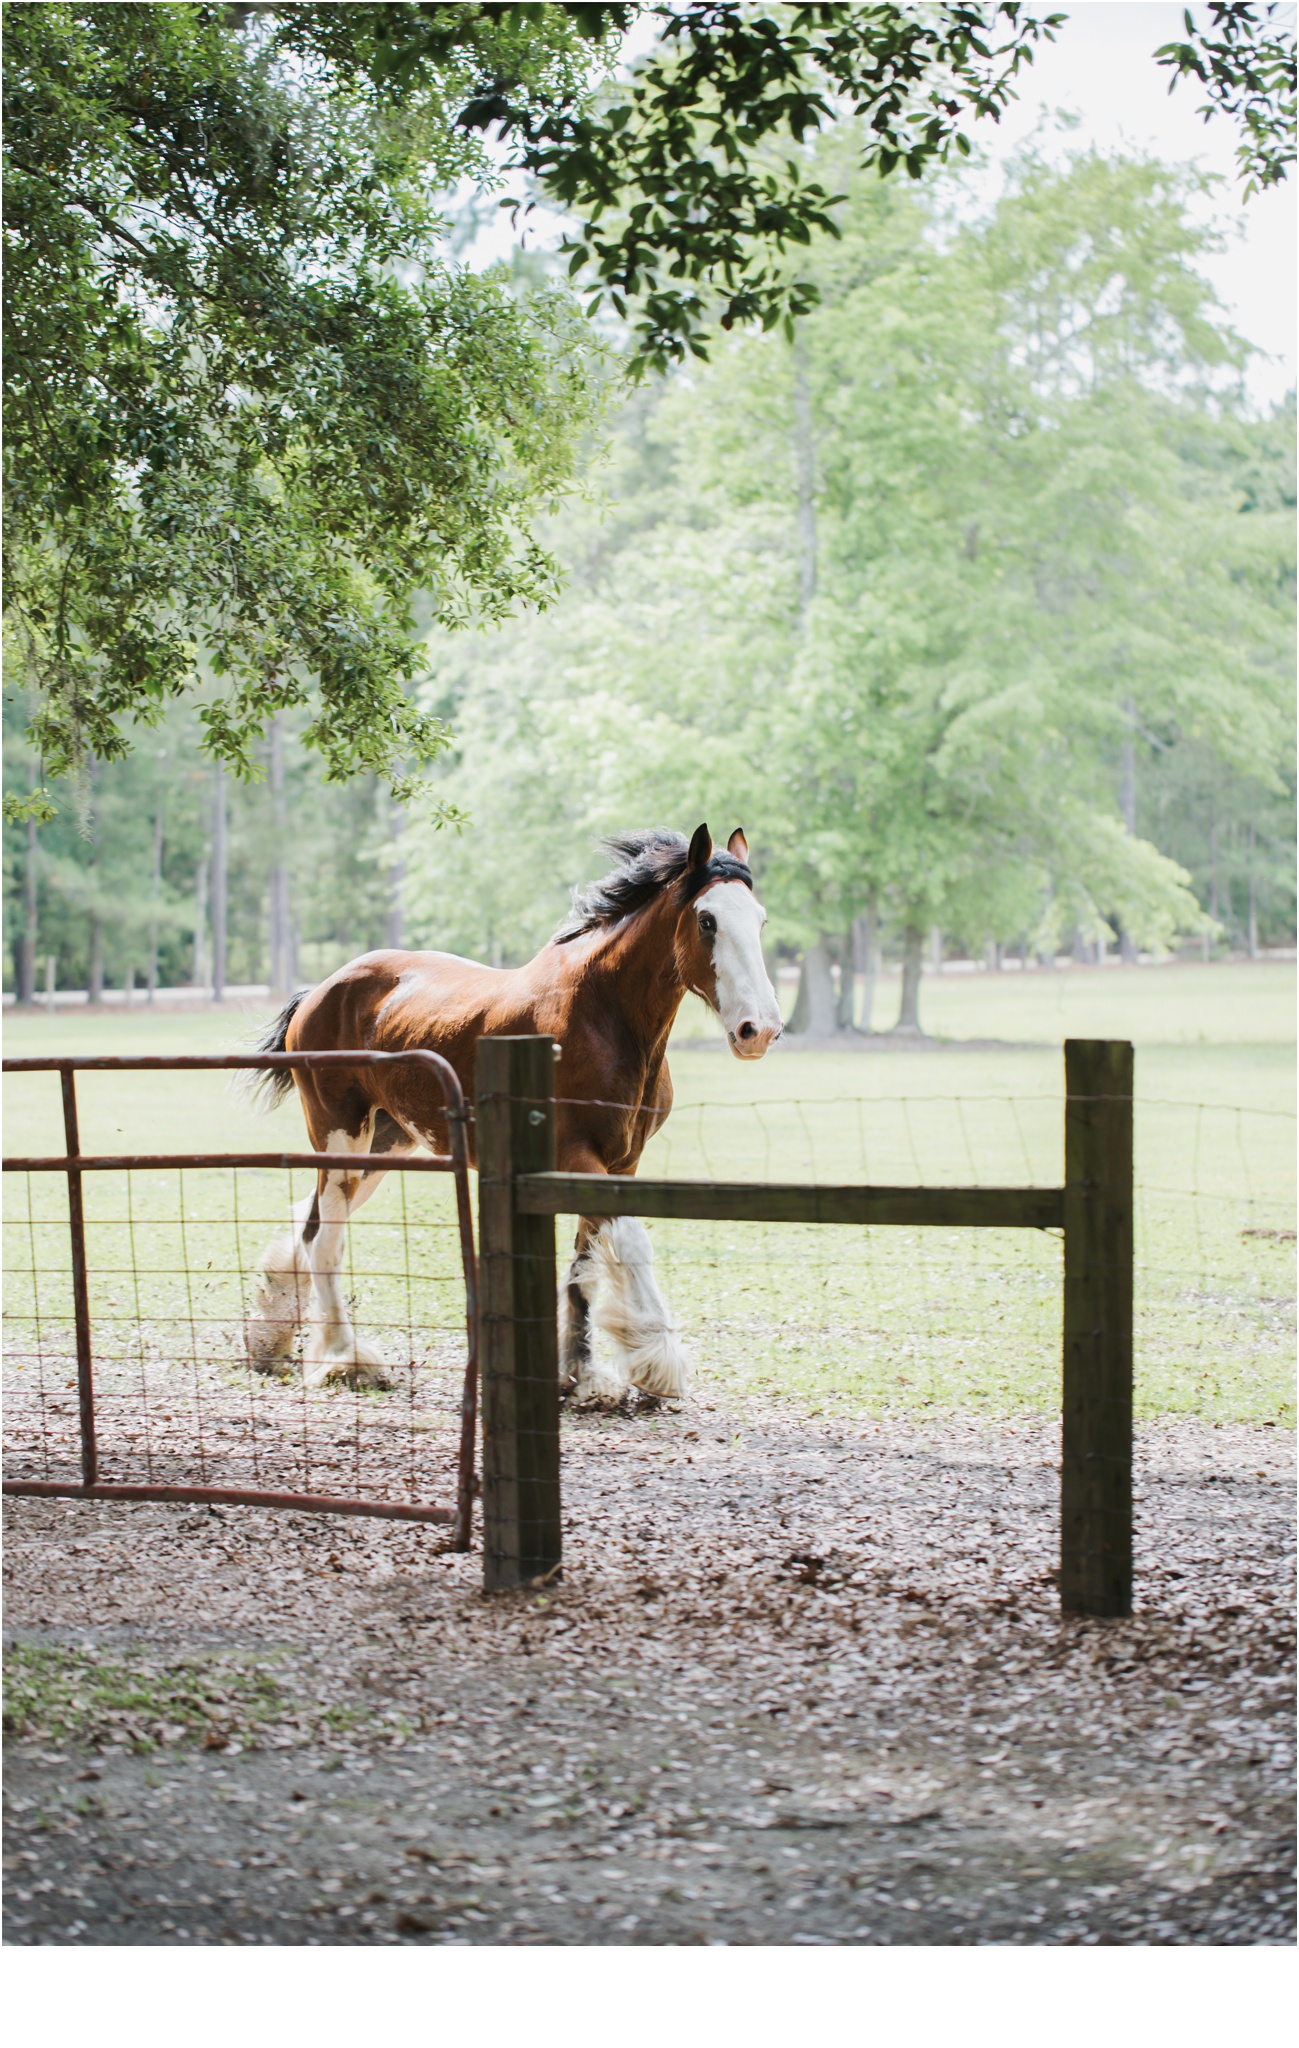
738 1021 756 1041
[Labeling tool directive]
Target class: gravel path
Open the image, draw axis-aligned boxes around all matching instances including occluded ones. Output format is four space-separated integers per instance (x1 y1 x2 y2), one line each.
4 1402 1294 1946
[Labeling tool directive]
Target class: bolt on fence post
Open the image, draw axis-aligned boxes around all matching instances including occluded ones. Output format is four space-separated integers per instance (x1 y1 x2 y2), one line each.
476 1036 562 1591
59 1063 98 1488
1061 1037 1133 1617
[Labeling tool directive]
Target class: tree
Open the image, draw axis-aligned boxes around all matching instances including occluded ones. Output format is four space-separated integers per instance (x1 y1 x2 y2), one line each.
7 4 1292 823
1155 0 1297 195
310 4 1294 361
398 140 1293 1023
772 145 1292 1012
3 2 602 816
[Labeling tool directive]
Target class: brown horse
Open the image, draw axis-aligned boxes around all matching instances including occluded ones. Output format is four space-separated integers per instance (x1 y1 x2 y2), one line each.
244 824 782 1400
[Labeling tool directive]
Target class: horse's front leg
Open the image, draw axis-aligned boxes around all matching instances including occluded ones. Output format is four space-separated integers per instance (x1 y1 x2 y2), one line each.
560 1218 595 1385
561 1216 631 1407
586 1215 689 1400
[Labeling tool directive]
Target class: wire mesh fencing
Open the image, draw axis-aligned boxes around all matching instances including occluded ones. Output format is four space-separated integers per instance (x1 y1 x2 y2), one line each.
475 1035 1141 1610
473 1030 1292 1607
3 1055 478 1537
590 1091 1294 1430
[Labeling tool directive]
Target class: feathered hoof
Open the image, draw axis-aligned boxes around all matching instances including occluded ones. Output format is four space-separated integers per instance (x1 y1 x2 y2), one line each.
565 1369 633 1411
303 1359 394 1393
244 1320 297 1377
303 1332 392 1393
626 1340 691 1401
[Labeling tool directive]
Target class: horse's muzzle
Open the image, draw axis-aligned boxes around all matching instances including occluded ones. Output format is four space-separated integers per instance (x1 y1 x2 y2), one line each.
729 1019 782 1057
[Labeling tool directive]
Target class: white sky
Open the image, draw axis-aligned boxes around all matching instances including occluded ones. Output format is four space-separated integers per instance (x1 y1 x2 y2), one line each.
473 2 1296 408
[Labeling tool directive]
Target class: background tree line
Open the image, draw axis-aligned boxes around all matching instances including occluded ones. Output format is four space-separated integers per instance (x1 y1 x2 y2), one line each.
6 135 1292 1022
2 689 406 1000
398 138 1297 1031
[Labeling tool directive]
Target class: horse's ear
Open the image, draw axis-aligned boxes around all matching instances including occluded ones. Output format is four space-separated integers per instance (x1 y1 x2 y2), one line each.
687 823 713 871
727 827 749 863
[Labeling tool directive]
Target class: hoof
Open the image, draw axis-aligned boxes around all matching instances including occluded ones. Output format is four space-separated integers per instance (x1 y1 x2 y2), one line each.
303 1332 392 1392
303 1358 394 1393
248 1353 296 1382
566 1370 632 1411
626 1349 691 1400
245 1320 296 1377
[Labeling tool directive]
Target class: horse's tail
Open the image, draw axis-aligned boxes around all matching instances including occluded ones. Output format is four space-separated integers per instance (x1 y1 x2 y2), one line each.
244 989 313 1112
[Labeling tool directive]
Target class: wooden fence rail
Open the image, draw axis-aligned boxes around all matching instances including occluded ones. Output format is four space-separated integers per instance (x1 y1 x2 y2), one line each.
476 1036 1133 1618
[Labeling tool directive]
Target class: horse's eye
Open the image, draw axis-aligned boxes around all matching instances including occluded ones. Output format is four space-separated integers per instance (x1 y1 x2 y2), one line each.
699 912 717 937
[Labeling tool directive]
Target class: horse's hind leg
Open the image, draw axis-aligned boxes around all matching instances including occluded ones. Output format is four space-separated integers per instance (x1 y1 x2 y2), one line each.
586 1217 689 1400
246 1189 316 1374
561 1218 630 1407
301 1116 402 1390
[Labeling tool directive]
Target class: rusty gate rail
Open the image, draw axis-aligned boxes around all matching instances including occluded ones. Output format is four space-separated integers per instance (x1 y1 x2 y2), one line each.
2 1052 479 1548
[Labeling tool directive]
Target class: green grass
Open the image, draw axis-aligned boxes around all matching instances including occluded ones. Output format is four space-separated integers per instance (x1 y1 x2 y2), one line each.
4 959 1294 1430
1 1638 371 1752
870 956 1293 1047
2 1640 295 1752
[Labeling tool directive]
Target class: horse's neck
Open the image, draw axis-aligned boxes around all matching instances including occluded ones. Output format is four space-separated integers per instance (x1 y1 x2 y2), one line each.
581 899 686 1072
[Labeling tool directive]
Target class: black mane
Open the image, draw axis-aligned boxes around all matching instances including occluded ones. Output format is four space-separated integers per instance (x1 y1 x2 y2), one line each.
553 830 753 943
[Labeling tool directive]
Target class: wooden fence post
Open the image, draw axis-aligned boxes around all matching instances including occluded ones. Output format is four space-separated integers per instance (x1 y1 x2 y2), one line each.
476 1036 562 1591
1061 1038 1134 1617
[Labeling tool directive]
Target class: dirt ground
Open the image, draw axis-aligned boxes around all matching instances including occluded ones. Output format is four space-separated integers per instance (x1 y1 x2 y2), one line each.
3 1401 1294 1947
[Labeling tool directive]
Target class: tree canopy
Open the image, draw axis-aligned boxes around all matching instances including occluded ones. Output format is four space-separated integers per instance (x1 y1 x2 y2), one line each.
4 2 1293 822
283 4 1295 362
3 1 602 816
399 140 1294 1023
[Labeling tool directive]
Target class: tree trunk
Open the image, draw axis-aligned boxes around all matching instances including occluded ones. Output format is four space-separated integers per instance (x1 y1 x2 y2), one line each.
1247 822 1258 959
21 810 37 1006
855 904 879 1034
147 793 164 1004
1119 694 1140 962
790 935 838 1036
787 956 808 1034
836 924 856 1030
268 715 293 996
792 328 817 626
193 857 209 989
88 915 104 1005
211 763 227 1002
88 762 103 1006
1120 693 1137 836
893 925 924 1034
124 964 135 1008
929 927 943 974
386 783 405 951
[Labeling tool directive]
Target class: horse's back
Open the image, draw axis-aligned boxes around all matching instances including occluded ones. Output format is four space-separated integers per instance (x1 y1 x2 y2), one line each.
288 949 517 1049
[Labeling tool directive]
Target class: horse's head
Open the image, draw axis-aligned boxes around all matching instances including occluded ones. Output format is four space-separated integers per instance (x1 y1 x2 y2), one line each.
677 825 783 1059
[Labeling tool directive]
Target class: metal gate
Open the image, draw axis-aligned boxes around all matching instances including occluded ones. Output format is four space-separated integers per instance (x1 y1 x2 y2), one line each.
3 1052 478 1547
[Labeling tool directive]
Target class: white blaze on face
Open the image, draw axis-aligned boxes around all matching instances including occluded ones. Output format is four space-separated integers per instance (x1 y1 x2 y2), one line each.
699 882 783 1059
